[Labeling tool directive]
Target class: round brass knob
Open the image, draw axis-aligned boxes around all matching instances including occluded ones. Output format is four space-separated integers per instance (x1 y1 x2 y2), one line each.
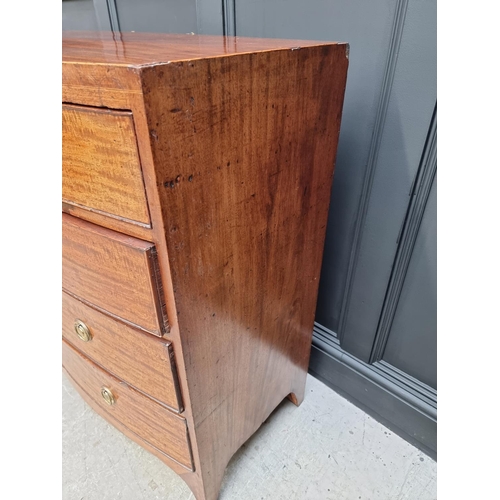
74 319 92 342
101 387 115 406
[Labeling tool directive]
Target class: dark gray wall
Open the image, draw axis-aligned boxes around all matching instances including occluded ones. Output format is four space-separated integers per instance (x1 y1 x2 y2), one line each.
62 0 99 30
114 0 197 33
62 0 223 34
340 0 436 362
383 176 437 389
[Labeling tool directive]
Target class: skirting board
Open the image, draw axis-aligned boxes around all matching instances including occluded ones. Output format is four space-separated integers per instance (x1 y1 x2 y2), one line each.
309 333 437 460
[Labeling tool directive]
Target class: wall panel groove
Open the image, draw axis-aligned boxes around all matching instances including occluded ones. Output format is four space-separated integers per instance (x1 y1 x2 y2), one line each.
222 0 236 36
338 0 410 344
370 105 437 362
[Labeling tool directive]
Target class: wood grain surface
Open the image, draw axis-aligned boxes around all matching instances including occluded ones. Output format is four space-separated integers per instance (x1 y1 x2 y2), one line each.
62 292 182 411
62 201 153 241
62 340 193 470
63 30 346 66
63 104 150 226
62 213 168 336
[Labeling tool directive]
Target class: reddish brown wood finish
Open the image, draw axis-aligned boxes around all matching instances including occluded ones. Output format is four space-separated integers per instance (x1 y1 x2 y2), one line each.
62 104 150 226
62 201 153 241
63 30 344 66
62 32 349 500
62 292 182 411
62 213 168 336
62 340 193 470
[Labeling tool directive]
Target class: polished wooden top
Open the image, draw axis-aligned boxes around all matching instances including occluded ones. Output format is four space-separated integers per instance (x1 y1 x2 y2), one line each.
62 31 347 67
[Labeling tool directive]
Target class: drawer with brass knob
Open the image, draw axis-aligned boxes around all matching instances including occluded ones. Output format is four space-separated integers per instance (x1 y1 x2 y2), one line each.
62 292 183 411
62 340 194 471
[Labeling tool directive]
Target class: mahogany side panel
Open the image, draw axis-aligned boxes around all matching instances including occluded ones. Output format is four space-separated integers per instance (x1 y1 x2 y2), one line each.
140 43 349 499
62 213 169 336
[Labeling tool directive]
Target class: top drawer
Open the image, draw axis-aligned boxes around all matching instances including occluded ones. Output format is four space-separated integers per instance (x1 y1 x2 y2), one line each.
62 104 150 226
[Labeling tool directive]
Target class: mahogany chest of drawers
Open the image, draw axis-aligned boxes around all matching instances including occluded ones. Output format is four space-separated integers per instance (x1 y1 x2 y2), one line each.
62 31 348 500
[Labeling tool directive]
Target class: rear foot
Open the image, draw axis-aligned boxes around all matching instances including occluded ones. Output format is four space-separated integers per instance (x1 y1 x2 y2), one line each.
287 391 304 406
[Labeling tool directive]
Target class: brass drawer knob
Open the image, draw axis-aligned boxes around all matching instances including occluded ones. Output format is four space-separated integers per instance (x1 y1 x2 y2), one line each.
74 319 92 342
101 387 115 406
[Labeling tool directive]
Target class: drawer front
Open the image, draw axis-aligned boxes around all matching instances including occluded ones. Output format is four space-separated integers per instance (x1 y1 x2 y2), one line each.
62 340 193 471
62 213 168 336
62 104 150 226
63 292 182 411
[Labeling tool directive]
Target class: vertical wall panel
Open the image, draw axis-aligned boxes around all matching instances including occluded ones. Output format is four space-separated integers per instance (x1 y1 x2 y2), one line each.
341 0 436 360
195 0 224 35
382 176 437 389
62 0 99 30
115 0 198 33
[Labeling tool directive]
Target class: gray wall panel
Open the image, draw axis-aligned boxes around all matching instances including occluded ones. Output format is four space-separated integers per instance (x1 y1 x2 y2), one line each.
115 0 198 34
235 0 398 333
195 0 224 35
383 176 437 388
341 0 436 360
62 0 99 30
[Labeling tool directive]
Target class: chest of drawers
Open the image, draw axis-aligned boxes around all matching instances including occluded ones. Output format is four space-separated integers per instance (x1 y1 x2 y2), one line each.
62 31 348 500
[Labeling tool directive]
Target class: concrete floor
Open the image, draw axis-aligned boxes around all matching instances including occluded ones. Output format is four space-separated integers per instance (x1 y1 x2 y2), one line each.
62 374 437 500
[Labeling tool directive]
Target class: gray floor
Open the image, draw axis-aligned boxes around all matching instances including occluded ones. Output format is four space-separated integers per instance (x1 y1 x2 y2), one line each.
62 374 437 500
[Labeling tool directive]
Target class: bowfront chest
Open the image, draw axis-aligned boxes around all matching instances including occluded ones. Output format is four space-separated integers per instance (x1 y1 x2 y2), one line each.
62 31 348 500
